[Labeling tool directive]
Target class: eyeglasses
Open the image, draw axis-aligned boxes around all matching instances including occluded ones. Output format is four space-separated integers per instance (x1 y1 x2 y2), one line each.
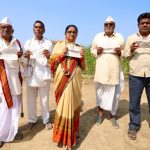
104 23 114 27
66 31 77 34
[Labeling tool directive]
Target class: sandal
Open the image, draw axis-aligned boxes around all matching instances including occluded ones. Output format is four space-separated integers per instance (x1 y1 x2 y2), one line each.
96 115 104 125
45 122 53 130
111 118 119 129
128 129 137 140
0 141 4 148
76 135 81 144
26 122 37 130
15 130 23 140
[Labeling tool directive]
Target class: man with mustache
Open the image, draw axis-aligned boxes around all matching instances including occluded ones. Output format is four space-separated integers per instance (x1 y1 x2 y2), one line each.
24 20 53 130
0 17 23 148
124 12 150 140
91 16 124 129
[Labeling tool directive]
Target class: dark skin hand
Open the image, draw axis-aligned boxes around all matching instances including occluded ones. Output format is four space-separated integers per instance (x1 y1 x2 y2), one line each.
80 48 85 57
114 47 121 56
62 46 85 57
97 47 121 56
61 47 86 70
25 50 50 59
17 51 23 58
97 47 104 55
62 47 68 56
24 50 33 59
80 48 86 70
42 50 50 59
130 42 139 53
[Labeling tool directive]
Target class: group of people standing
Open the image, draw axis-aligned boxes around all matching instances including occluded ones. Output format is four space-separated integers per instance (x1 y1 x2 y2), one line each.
0 12 150 149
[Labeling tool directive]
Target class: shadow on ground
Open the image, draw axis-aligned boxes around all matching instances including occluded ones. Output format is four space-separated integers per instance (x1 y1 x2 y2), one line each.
118 99 149 124
13 110 55 143
13 99 150 148
73 107 97 149
73 99 150 149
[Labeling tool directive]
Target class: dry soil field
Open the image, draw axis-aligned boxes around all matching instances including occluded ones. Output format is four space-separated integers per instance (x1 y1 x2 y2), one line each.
1 80 150 150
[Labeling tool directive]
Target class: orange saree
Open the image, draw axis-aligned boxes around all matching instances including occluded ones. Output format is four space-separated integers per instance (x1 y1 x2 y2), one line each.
50 41 82 149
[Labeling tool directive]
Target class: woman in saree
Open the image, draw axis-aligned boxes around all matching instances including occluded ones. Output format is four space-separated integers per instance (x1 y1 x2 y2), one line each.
50 25 86 149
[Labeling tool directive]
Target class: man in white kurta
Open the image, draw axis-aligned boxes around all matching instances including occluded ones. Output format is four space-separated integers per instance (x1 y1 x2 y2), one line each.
91 16 124 128
24 20 53 130
0 17 23 148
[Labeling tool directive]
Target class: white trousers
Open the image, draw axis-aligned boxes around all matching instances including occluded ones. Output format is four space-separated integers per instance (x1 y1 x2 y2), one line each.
27 83 50 124
0 94 20 142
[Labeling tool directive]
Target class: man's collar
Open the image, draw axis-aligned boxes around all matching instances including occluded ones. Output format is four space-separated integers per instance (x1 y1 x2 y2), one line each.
103 32 116 37
1 36 15 44
33 36 45 41
137 32 150 37
137 32 141 36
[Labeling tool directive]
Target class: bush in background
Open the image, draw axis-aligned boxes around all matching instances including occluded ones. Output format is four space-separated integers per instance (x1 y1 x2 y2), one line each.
121 58 129 78
83 45 96 75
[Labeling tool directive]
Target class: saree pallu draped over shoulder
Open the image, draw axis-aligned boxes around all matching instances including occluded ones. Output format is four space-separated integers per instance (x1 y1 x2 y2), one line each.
0 59 13 108
50 41 82 148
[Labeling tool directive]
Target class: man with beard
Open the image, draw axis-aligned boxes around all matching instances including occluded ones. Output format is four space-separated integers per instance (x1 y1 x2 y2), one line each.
91 16 124 129
124 12 150 140
24 20 53 130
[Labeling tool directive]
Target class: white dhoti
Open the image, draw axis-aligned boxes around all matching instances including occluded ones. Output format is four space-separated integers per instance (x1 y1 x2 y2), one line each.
95 68 124 115
0 95 20 142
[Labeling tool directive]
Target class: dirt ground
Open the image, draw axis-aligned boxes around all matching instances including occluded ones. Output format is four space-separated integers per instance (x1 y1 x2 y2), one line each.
1 79 150 150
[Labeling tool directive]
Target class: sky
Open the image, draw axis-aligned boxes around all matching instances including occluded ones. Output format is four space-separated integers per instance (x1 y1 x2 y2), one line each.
0 0 149 46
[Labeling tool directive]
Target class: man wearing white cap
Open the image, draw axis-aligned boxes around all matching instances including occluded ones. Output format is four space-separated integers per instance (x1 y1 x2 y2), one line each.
91 16 124 128
24 20 53 130
0 17 23 147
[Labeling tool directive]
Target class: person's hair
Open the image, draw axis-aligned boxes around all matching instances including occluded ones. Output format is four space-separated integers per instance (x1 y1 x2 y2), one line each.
33 20 45 29
137 12 150 24
65 25 78 34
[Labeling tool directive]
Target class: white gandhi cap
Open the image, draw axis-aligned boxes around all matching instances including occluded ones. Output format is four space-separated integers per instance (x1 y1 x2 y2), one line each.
0 17 12 26
104 16 115 23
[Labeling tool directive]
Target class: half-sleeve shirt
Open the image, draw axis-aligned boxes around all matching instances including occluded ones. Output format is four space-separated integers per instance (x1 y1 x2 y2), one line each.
124 33 150 77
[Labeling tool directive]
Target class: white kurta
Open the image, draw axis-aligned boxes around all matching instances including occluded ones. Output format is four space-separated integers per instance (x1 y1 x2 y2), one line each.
0 59 20 142
24 37 52 87
91 32 124 85
0 38 22 95
24 37 52 124
91 32 125 114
